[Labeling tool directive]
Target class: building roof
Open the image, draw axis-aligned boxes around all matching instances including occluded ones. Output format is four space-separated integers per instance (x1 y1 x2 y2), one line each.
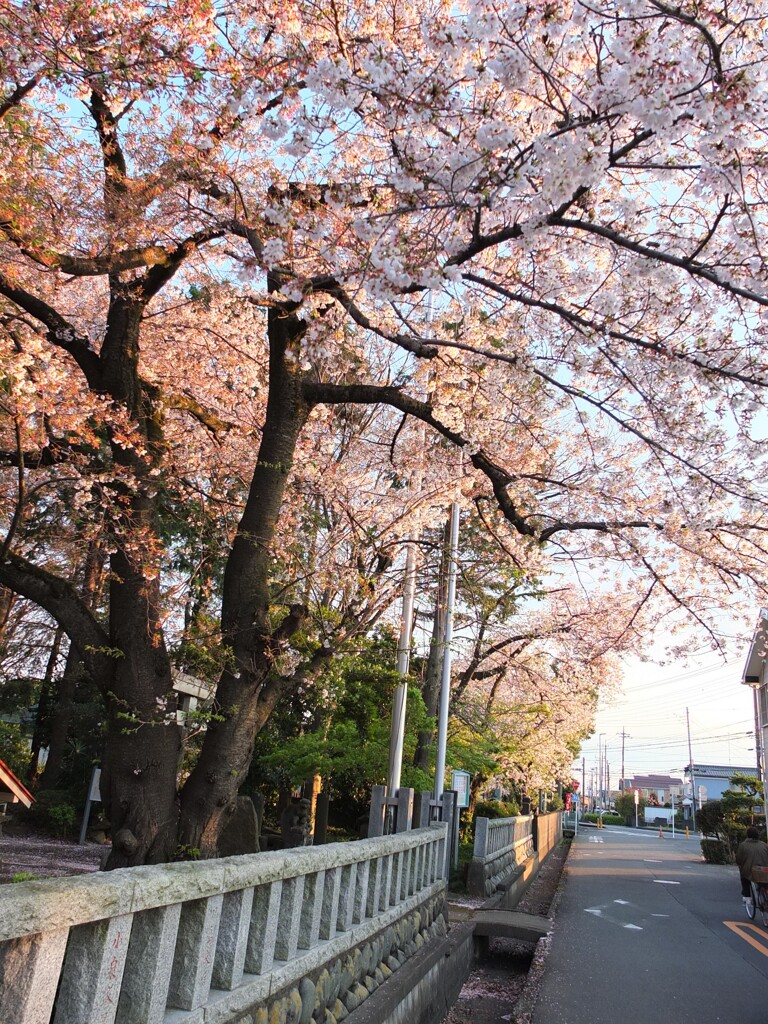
0 758 35 807
684 763 758 780
626 774 682 788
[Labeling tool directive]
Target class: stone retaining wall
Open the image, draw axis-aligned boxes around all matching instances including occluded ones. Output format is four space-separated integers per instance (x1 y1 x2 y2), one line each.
257 892 447 1024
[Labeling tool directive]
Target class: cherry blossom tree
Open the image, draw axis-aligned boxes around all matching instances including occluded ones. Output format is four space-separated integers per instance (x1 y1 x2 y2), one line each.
1 0 768 864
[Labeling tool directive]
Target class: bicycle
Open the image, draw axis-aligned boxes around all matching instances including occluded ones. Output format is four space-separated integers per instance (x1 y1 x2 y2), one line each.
746 865 768 927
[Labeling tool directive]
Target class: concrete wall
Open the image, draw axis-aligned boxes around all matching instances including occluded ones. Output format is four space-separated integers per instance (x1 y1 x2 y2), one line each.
0 825 448 1024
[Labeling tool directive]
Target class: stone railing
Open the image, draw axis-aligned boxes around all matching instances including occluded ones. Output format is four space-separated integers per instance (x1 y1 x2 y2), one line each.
0 824 448 1024
467 815 534 897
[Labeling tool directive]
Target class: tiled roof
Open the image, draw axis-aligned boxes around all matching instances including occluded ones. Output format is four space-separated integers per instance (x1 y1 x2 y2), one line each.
626 774 682 787
684 763 758 779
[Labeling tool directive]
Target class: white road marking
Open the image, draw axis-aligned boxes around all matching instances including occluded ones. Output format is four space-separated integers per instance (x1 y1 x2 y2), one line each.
624 924 643 930
614 900 630 905
644 859 663 863
651 914 670 918
653 880 680 885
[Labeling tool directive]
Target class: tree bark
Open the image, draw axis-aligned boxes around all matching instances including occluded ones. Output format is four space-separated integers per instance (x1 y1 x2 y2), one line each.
178 289 311 857
102 538 181 866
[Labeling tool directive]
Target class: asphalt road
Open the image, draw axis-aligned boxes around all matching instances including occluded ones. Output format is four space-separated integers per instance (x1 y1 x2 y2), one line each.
532 825 768 1024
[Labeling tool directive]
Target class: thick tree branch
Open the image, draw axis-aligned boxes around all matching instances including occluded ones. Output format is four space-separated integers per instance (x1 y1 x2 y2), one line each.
461 271 768 387
553 216 768 306
303 380 538 537
0 552 113 682
0 76 40 117
0 275 102 385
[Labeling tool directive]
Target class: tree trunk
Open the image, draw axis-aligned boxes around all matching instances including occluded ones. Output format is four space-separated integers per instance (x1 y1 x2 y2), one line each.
38 541 107 789
28 629 63 780
178 292 311 857
37 643 81 790
101 522 181 867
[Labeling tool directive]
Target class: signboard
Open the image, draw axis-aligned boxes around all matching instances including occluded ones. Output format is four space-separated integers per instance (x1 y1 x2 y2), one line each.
89 768 102 803
450 770 471 809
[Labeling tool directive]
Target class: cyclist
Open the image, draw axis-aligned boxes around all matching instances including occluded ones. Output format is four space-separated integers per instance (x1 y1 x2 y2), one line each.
736 826 768 907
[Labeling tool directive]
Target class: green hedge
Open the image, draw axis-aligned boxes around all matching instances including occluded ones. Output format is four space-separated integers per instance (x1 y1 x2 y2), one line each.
701 837 731 864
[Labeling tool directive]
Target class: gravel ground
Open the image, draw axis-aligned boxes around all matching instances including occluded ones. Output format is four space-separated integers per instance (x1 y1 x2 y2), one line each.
444 839 570 1024
0 833 105 882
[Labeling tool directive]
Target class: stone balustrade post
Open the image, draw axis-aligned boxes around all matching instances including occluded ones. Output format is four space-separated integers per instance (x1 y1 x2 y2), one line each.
368 785 387 837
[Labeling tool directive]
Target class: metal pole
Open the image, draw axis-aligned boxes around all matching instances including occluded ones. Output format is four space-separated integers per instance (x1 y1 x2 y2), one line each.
582 756 586 805
671 789 675 839
752 683 768 837
598 733 606 811
387 544 418 795
434 502 460 800
686 707 697 832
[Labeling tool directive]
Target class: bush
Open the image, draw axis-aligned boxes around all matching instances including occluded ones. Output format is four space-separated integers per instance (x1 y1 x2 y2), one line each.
582 812 623 824
473 798 520 821
29 789 78 838
701 838 730 864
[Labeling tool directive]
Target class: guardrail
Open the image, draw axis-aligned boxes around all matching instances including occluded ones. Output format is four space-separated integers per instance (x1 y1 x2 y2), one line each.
0 824 448 1024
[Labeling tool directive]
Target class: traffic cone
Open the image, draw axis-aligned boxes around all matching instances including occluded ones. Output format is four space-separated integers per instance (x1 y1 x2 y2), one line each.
658 825 664 839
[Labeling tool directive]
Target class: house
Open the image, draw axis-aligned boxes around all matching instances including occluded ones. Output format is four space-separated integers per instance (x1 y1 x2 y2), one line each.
621 774 683 806
683 763 758 805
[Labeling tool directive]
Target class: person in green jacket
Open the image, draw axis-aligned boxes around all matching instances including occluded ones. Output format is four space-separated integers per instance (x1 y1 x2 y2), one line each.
736 826 768 905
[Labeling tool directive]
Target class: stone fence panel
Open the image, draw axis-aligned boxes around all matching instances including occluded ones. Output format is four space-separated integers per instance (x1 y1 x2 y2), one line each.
467 816 534 897
0 824 448 1024
533 811 563 860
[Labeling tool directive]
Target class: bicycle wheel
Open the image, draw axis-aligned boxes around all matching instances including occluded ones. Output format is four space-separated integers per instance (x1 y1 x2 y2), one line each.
757 885 768 928
746 883 757 919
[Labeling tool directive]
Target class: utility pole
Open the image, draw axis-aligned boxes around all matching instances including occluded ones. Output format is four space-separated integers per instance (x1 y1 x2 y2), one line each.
619 728 630 792
387 544 418 797
686 707 697 832
434 502 460 801
582 756 586 804
598 733 606 811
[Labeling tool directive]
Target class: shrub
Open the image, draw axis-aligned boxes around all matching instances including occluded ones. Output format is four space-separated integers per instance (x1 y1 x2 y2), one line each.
10 872 39 883
582 812 622 824
701 838 730 864
473 798 520 821
30 789 78 838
